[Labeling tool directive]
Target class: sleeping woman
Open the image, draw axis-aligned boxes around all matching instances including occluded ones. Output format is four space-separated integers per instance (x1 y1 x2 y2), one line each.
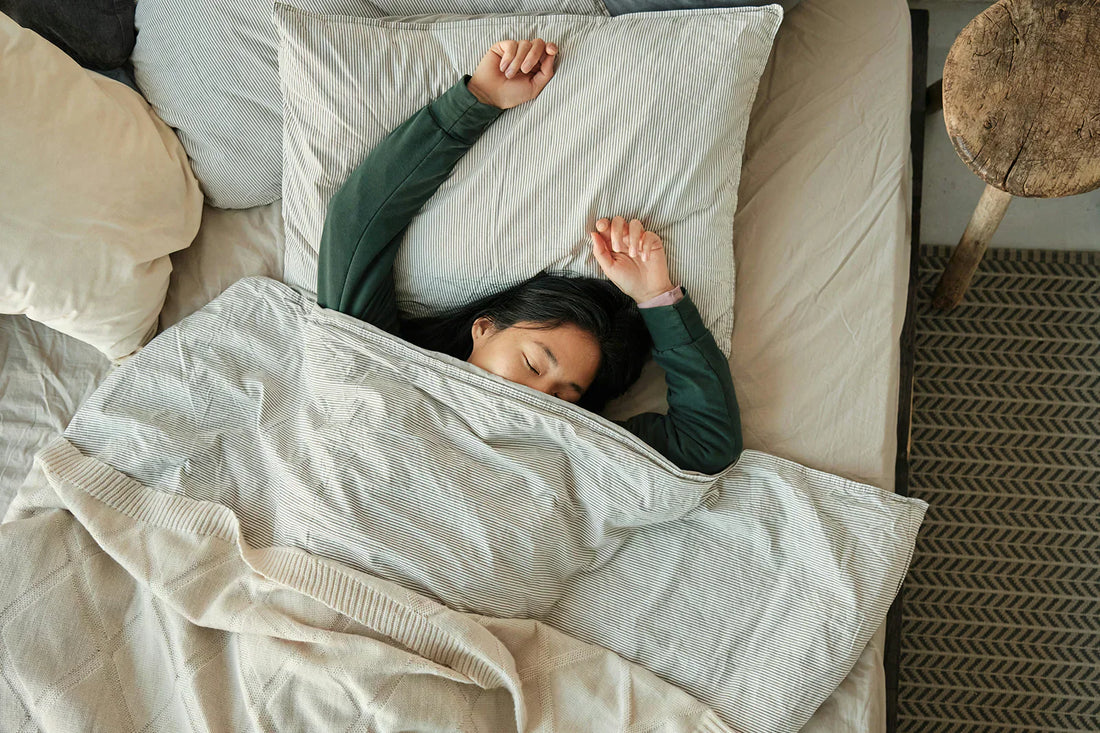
317 38 743 474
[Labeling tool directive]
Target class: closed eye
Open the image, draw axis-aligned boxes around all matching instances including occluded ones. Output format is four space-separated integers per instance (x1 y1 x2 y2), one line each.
524 355 540 376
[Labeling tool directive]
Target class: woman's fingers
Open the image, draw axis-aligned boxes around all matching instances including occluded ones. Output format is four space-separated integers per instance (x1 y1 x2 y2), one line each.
600 216 648 257
496 39 557 79
520 39 545 74
496 40 515 72
596 216 658 262
640 231 661 263
629 219 644 257
616 216 640 258
531 45 558 93
510 40 533 76
505 40 532 77
591 231 614 271
609 216 626 253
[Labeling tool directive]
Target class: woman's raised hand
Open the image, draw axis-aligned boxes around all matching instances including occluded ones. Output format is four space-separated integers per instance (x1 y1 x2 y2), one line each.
467 39 559 110
590 216 675 304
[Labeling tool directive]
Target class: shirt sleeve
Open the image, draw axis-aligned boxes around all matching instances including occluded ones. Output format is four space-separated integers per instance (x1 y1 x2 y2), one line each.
316 74 504 335
615 288 743 474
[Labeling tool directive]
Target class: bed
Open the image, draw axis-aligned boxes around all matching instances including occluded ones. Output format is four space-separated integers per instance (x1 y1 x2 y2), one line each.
0 0 916 730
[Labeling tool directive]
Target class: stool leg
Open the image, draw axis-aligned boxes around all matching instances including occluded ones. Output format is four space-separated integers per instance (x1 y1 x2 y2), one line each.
932 184 1013 310
926 79 942 114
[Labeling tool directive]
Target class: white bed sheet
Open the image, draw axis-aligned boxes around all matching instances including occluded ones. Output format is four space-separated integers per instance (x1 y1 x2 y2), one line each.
0 0 911 729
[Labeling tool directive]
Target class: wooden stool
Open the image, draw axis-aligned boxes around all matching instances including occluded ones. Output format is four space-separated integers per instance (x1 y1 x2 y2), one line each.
931 0 1100 310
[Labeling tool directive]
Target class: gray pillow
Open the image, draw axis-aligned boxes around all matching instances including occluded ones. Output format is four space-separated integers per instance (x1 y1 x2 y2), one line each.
130 0 608 210
603 0 799 13
0 0 136 69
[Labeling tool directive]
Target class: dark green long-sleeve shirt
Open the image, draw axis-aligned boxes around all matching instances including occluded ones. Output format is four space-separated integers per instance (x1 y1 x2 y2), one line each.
317 75 742 474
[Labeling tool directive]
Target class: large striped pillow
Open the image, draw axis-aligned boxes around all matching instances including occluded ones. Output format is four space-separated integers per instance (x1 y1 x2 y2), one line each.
131 0 608 210
276 4 782 358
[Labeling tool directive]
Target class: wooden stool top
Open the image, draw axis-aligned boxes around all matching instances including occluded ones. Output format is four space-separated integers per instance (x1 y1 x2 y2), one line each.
943 0 1100 198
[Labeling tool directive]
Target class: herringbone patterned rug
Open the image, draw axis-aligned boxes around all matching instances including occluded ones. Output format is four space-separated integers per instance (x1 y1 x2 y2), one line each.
897 245 1100 733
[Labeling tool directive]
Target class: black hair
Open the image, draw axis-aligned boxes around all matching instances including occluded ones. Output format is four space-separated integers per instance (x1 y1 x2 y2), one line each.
400 271 653 413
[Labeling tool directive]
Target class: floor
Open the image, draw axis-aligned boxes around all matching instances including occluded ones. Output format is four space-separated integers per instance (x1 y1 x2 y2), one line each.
910 0 1100 251
891 5 1100 731
900 244 1100 733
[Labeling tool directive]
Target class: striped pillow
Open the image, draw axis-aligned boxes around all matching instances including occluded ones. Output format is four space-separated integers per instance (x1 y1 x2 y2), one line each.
131 0 608 210
276 4 782 357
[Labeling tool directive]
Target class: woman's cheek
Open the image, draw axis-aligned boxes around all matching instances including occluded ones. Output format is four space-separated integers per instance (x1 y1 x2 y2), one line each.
479 349 518 383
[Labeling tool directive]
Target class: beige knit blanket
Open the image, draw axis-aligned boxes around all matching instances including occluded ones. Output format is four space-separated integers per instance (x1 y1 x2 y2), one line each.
0 438 733 733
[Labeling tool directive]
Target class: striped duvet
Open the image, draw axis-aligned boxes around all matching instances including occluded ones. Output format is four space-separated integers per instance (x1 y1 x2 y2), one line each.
3 276 926 733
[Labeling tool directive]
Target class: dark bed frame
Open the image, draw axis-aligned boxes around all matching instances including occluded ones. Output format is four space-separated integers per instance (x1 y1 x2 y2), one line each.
884 8 927 733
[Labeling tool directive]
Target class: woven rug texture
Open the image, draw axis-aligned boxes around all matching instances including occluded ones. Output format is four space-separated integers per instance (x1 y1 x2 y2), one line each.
897 245 1100 733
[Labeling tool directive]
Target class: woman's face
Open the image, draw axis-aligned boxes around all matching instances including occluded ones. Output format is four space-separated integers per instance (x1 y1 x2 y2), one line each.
467 318 600 403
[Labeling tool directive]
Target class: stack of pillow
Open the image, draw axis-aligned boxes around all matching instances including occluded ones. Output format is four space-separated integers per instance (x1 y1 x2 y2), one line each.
0 10 202 362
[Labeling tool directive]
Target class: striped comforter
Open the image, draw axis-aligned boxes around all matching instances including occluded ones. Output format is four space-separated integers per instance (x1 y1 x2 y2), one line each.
2 277 926 733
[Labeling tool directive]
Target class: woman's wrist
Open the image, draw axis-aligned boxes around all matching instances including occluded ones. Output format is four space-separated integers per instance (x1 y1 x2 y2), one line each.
465 77 499 108
634 282 677 305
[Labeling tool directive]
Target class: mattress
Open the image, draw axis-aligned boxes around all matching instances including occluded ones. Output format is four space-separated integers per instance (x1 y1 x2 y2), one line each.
0 0 912 729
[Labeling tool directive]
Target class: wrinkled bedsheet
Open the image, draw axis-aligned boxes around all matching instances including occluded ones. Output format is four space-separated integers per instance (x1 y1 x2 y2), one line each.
4 277 925 733
0 315 112 514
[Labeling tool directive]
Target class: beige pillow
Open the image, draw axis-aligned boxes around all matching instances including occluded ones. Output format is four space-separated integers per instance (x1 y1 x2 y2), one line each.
0 12 203 361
